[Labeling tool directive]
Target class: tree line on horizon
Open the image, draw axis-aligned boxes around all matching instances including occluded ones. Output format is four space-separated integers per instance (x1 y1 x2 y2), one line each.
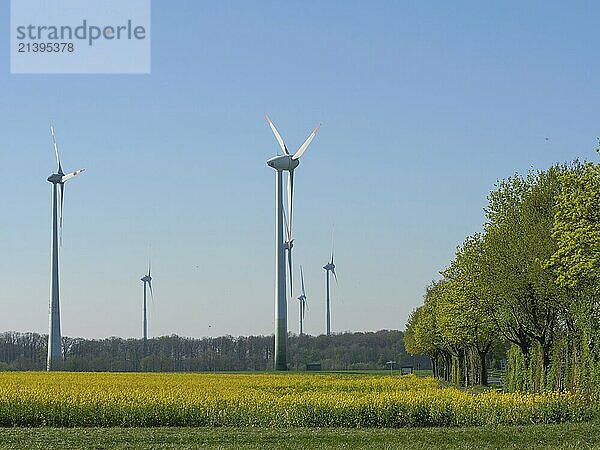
0 329 428 372
404 156 600 394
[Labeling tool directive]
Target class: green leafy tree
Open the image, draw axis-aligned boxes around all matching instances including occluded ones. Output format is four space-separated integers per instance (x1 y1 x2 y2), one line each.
550 162 600 288
405 282 450 380
435 279 472 385
442 234 497 385
549 161 600 393
482 167 568 388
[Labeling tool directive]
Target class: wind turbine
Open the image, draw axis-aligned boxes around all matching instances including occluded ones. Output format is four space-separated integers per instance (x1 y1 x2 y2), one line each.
297 265 308 336
266 115 320 370
140 260 153 340
323 249 337 336
46 122 85 371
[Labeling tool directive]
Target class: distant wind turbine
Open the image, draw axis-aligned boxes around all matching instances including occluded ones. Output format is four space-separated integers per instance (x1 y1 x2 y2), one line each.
323 248 337 337
140 261 153 340
46 122 85 371
266 115 320 370
297 266 308 336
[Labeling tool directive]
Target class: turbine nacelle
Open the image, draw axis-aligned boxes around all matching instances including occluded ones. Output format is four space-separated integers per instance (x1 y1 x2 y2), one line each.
47 173 63 183
323 262 335 271
141 275 152 283
266 155 299 172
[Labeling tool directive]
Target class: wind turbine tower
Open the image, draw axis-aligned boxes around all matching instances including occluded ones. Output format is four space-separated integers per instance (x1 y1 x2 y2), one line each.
323 251 337 336
46 123 85 371
140 262 153 340
265 115 320 370
297 266 308 336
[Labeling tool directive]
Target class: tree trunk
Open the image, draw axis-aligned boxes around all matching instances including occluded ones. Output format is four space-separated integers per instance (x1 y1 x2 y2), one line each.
463 351 470 387
478 349 488 386
521 345 531 391
541 342 551 391
444 353 452 382
455 349 465 386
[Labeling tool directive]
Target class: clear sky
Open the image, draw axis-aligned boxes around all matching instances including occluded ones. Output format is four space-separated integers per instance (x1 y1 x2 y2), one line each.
1 1 599 340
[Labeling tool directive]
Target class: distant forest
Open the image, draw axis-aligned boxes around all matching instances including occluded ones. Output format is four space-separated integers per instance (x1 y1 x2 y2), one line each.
0 330 429 372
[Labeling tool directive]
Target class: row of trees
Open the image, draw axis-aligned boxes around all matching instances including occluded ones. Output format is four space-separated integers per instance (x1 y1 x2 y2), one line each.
405 158 600 394
0 330 428 372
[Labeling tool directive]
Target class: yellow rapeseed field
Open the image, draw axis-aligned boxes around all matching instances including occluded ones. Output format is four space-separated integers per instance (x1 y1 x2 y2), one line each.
0 372 594 427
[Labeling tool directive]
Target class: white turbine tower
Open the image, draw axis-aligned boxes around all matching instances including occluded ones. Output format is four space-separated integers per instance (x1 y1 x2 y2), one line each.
140 261 153 341
323 249 337 336
266 115 320 370
46 123 85 371
297 265 308 336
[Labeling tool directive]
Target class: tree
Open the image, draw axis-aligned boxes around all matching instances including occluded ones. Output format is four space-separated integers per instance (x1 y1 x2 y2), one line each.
548 161 600 393
442 234 497 385
405 306 442 376
482 166 568 388
405 281 454 380
550 161 600 287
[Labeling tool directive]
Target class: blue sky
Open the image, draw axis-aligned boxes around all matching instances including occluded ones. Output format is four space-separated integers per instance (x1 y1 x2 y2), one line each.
1 1 599 339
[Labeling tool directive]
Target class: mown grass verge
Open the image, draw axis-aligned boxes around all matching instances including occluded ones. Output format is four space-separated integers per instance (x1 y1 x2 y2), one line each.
1 423 600 450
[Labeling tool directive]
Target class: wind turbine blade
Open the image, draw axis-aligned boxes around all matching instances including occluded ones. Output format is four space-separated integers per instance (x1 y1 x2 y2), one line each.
148 281 154 303
59 183 65 245
60 168 86 183
285 170 294 299
300 265 305 296
332 268 338 286
287 243 293 298
287 170 294 239
265 114 289 155
50 122 63 175
282 201 291 244
148 257 151 277
292 123 320 160
330 227 335 264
